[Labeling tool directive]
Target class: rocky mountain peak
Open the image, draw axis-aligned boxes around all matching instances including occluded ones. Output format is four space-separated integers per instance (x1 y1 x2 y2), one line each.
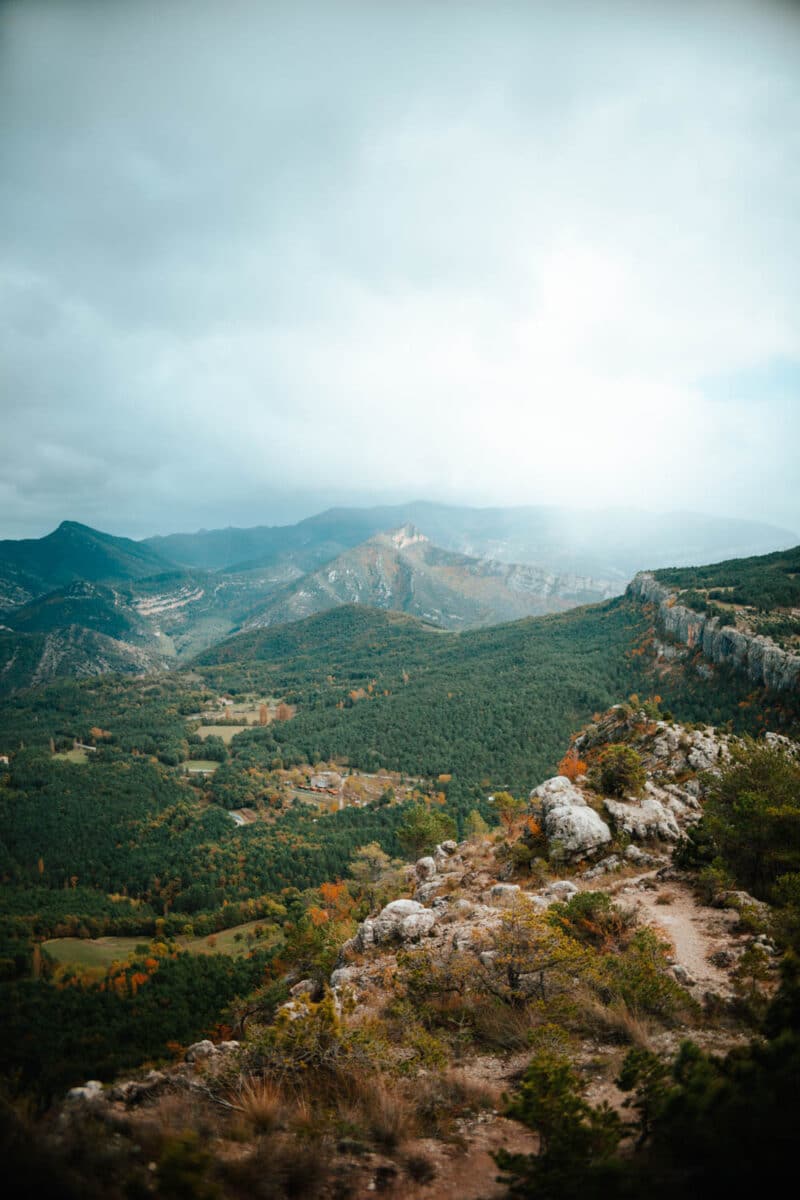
388 523 428 550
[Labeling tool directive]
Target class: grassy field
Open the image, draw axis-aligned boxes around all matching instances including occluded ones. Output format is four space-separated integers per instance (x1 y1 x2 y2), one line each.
195 724 247 744
52 748 89 763
42 919 280 972
183 758 220 772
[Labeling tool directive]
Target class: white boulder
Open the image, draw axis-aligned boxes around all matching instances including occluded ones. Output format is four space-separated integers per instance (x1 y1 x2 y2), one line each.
532 776 612 859
604 793 681 841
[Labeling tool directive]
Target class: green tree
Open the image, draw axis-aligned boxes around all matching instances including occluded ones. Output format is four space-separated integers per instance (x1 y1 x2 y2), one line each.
464 809 489 839
704 741 800 897
598 744 646 797
495 1048 624 1198
396 805 456 859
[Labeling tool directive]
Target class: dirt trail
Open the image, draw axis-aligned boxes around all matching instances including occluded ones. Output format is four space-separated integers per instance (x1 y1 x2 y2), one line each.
372 1117 536 1200
619 874 741 995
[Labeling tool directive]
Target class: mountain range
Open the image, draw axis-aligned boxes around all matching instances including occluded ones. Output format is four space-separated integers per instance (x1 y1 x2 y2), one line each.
143 501 797 581
241 525 615 632
0 503 796 695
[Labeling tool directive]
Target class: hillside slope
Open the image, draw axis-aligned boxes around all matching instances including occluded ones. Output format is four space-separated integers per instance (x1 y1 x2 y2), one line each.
0 521 175 609
197 593 800 790
241 525 614 631
0 624 168 693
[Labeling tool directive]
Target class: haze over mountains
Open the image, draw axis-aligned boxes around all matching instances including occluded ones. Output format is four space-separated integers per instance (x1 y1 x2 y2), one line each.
242 525 616 632
144 501 797 582
0 502 796 695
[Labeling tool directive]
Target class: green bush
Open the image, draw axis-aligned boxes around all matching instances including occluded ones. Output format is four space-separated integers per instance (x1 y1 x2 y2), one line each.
598 745 646 797
704 741 800 899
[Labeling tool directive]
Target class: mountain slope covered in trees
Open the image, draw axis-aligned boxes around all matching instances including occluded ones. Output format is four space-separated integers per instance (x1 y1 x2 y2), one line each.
0 521 175 608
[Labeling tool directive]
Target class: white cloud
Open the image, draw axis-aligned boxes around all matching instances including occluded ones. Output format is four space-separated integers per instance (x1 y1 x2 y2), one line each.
0 0 798 537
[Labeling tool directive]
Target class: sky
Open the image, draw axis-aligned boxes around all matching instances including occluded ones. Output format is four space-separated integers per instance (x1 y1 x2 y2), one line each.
1 0 799 540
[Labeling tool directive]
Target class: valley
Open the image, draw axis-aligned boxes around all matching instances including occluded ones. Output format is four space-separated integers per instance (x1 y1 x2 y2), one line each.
1 526 799 1199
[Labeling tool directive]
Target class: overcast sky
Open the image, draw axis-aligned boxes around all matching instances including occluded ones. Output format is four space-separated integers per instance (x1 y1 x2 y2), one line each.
1 0 799 540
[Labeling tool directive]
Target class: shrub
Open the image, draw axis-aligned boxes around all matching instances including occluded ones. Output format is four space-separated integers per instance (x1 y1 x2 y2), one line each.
397 805 457 858
549 892 633 950
495 1049 624 1198
557 749 588 781
703 741 800 899
600 929 690 1022
598 745 646 797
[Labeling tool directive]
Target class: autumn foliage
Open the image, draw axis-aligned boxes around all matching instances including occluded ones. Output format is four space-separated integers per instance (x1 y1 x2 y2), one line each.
557 748 588 781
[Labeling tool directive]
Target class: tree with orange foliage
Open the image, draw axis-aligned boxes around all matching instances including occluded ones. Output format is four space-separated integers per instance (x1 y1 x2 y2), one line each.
557 748 588 781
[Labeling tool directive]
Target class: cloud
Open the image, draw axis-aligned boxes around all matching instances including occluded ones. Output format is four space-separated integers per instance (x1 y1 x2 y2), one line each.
1 0 799 537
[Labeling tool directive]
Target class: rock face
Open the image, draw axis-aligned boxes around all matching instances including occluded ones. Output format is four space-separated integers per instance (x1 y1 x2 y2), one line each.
604 788 682 842
352 899 437 950
65 1080 104 1104
530 776 612 860
415 856 437 881
575 709 729 788
629 572 800 693
185 1040 218 1062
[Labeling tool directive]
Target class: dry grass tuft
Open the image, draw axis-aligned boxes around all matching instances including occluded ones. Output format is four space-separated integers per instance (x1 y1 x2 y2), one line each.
340 1072 415 1150
405 1151 437 1182
223 1131 331 1199
470 996 542 1051
237 1077 284 1133
579 995 654 1048
413 1068 499 1139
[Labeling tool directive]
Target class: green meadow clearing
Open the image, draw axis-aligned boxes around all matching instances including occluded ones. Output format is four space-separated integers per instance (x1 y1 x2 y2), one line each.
42 919 280 971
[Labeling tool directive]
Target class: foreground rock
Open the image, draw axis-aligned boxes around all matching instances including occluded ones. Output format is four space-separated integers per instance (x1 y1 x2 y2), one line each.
530 775 612 860
348 898 438 952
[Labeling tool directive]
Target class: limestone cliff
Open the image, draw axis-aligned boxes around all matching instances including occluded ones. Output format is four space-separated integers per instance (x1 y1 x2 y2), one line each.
628 572 800 693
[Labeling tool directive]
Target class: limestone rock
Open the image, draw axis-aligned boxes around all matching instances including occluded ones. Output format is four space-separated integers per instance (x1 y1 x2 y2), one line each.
111 1070 168 1106
330 965 361 989
185 1040 218 1062
545 880 579 900
623 845 662 867
628 573 800 693
415 856 437 880
353 899 437 949
530 775 587 815
604 793 681 841
66 1080 104 1104
490 883 521 902
399 911 438 940
414 878 443 903
531 777 611 859
582 855 621 880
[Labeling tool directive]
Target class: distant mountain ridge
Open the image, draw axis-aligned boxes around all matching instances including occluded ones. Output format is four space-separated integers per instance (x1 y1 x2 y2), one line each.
0 506 796 696
242 524 616 631
0 520 175 609
142 501 797 581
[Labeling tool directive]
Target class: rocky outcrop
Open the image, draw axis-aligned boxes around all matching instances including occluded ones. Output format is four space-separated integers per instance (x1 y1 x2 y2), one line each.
530 776 612 860
349 899 438 951
575 707 729 785
604 790 682 841
629 572 800 693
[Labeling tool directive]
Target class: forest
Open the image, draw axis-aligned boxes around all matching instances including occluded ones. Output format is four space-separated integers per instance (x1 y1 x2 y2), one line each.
2 589 800 1102
654 544 800 612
